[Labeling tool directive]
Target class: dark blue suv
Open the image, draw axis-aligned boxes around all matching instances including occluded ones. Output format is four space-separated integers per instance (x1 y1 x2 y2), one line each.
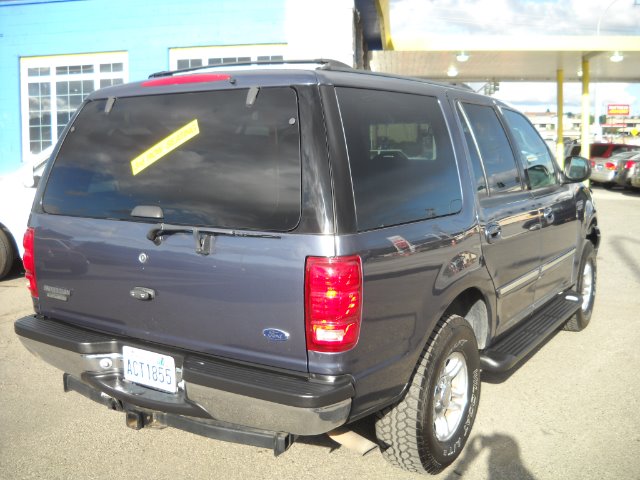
15 60 599 474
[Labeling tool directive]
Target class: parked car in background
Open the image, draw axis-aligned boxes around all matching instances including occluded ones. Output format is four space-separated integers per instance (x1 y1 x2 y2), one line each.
587 144 640 187
614 151 640 188
0 148 51 278
630 159 640 190
566 142 638 160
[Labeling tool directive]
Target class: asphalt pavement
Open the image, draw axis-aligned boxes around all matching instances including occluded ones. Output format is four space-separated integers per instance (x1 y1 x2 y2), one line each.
1 186 639 480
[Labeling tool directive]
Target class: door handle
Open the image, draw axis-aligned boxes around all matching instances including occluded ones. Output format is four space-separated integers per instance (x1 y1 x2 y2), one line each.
485 222 502 243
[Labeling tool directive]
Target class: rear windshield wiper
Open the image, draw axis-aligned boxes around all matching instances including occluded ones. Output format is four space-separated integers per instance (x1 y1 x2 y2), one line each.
146 224 281 255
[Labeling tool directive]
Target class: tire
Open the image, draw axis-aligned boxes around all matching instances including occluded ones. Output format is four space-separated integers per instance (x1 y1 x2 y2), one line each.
375 314 481 474
0 229 16 279
564 242 597 332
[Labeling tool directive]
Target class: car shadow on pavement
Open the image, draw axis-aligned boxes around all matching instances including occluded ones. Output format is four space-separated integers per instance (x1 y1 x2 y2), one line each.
444 433 536 480
620 188 640 197
300 417 538 480
1 262 24 282
608 235 640 283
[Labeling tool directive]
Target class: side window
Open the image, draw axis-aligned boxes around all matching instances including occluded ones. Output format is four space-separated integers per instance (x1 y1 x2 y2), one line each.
336 88 462 231
502 109 558 189
460 103 522 194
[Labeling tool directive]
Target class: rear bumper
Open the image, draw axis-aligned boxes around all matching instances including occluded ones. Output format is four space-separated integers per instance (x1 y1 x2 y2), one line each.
15 315 353 437
590 169 616 183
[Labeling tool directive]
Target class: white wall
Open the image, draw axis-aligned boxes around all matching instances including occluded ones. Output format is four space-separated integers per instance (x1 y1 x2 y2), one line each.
285 0 356 67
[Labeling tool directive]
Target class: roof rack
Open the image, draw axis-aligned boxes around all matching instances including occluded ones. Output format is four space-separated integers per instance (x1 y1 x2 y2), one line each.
148 58 353 79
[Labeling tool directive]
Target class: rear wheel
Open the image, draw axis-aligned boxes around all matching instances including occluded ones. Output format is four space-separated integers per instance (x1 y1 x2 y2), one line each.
375 315 480 474
0 229 16 279
564 242 596 331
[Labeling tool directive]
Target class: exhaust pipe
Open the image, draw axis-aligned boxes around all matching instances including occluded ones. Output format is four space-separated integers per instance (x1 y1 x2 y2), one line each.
327 427 378 456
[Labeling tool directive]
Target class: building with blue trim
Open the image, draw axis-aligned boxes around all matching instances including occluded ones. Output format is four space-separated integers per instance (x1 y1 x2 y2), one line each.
0 0 360 173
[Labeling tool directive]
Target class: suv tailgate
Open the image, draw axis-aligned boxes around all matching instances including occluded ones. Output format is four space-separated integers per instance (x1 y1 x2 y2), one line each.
32 85 315 372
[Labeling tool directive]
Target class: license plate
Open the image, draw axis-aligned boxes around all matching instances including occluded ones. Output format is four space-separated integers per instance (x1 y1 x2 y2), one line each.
123 346 177 393
596 164 603 171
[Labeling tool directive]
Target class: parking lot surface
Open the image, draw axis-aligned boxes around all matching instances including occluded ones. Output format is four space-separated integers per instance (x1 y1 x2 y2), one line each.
1 187 639 480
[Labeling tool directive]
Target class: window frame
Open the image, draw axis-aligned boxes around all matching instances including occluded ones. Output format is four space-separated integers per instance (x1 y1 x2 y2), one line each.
19 52 129 164
336 86 463 232
499 107 561 191
169 44 288 70
458 101 525 197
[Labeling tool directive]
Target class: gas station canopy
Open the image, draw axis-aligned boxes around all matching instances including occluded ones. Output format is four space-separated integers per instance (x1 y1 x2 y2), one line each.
355 0 640 160
369 35 640 83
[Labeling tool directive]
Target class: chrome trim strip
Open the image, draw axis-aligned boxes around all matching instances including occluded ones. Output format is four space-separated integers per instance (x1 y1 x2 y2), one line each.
497 269 539 297
540 249 575 274
497 248 576 298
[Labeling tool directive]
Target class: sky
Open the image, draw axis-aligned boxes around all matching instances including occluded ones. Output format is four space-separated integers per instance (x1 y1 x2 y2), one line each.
390 0 640 115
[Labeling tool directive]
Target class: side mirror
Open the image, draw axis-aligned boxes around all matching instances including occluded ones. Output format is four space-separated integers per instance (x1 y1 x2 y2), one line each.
563 156 591 183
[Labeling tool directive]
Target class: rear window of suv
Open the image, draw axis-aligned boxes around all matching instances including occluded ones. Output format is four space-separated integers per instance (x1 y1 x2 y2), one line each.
42 87 301 231
337 88 461 231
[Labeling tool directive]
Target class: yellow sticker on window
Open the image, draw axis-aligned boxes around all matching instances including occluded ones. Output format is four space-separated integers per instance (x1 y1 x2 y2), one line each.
130 119 200 176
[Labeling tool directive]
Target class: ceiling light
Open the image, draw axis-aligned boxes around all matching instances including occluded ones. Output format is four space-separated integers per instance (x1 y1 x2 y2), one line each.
456 51 469 62
447 66 458 77
610 51 624 62
577 70 583 78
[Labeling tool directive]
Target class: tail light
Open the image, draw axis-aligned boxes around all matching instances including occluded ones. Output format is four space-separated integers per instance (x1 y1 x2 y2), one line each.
605 162 616 171
624 160 635 170
590 160 596 168
23 228 38 298
305 256 362 353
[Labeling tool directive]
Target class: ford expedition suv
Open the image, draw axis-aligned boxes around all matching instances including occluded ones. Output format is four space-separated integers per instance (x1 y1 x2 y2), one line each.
15 60 599 475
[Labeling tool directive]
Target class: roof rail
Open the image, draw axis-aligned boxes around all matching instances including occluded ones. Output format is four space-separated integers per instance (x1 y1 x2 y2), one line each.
148 58 353 78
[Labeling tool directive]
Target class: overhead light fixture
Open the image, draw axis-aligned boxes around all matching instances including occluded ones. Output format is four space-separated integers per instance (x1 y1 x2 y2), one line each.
447 65 459 77
456 51 469 62
610 51 624 62
577 69 583 78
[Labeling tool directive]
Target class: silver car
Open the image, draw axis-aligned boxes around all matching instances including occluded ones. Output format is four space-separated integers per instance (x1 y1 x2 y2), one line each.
630 156 640 189
614 151 640 188
590 145 640 186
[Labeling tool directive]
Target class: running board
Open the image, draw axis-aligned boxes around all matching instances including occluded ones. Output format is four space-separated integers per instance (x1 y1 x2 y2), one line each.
480 291 582 373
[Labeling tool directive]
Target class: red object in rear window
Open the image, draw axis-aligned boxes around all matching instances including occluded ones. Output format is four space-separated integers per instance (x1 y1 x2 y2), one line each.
23 228 38 298
142 74 232 87
305 256 362 353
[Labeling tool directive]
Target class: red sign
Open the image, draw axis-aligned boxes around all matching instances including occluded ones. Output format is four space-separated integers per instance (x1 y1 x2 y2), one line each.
608 104 630 116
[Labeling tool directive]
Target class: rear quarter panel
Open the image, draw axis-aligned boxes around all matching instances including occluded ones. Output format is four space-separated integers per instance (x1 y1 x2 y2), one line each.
311 82 493 419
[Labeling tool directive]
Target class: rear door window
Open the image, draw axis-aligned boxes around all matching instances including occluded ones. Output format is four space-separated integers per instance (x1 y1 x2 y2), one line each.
336 88 461 231
43 87 301 231
459 103 522 194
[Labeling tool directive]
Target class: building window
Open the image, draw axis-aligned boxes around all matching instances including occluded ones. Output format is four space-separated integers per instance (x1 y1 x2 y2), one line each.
169 45 287 71
20 52 128 161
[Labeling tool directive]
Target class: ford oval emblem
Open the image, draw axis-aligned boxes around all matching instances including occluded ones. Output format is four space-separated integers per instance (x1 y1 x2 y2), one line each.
263 328 290 342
